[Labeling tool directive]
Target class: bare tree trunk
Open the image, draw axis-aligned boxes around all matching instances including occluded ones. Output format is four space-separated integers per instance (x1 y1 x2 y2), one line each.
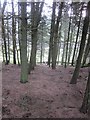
65 16 71 68
12 1 16 64
80 68 90 114
2 44 5 62
52 2 63 69
18 2 21 64
7 12 10 63
61 30 67 65
71 5 83 66
40 24 43 63
68 26 74 65
47 2 56 67
28 2 44 74
2 1 8 63
82 29 90 66
57 21 62 65
70 2 90 84
20 2 28 83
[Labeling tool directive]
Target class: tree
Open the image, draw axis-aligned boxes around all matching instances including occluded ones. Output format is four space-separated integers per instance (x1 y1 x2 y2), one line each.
40 19 45 63
47 1 56 67
1 0 8 63
18 2 21 64
52 2 63 69
82 29 90 66
67 25 74 65
7 12 10 63
65 13 71 68
71 4 83 66
28 2 44 73
70 1 90 84
12 0 16 64
79 66 90 115
20 2 28 83
61 29 67 65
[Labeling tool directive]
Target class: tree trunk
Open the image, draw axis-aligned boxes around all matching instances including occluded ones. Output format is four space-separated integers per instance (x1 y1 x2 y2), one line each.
52 2 63 69
20 2 28 83
40 24 43 63
80 68 90 114
1 1 8 63
68 26 74 65
65 15 71 68
28 2 44 73
57 21 62 65
7 13 10 63
61 30 67 65
2 45 5 62
47 2 56 67
70 2 90 84
82 30 90 66
71 5 83 66
12 1 16 64
29 30 37 72
18 2 21 64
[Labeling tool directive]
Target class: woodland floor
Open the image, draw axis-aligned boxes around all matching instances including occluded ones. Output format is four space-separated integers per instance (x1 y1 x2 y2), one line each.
2 63 90 118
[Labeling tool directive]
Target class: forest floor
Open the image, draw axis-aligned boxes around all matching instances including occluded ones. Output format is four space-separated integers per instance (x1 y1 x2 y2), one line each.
2 63 89 118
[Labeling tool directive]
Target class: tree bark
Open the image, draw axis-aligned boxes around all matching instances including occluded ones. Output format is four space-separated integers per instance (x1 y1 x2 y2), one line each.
47 2 56 67
80 68 90 114
71 4 83 66
82 30 90 66
1 1 8 63
12 1 16 64
20 2 28 83
7 12 10 63
52 2 63 69
65 16 71 68
70 2 90 84
28 2 44 73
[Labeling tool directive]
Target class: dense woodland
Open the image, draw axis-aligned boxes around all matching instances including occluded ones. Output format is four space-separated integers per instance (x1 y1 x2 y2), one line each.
0 0 90 118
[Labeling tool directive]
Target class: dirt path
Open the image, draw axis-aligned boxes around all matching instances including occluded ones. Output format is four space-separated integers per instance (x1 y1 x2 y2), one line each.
2 64 89 118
